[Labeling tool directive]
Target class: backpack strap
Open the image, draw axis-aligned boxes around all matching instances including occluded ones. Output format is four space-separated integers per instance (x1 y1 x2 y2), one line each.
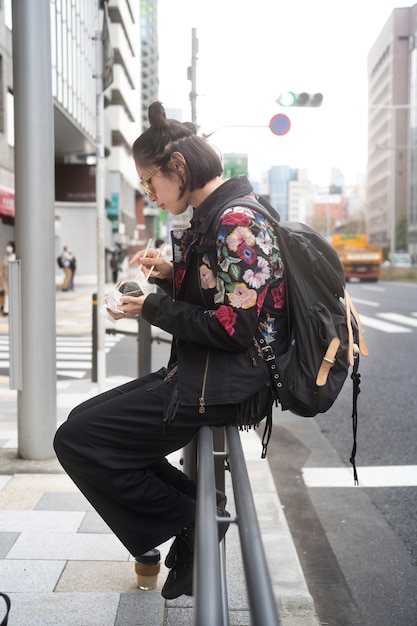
344 290 370 358
316 337 340 386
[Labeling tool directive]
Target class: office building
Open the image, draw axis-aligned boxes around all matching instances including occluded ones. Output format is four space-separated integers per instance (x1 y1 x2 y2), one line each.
0 0 152 281
367 4 417 257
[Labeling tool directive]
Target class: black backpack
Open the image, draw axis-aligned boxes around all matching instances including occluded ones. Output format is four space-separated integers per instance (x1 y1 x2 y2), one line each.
57 255 64 268
203 195 369 479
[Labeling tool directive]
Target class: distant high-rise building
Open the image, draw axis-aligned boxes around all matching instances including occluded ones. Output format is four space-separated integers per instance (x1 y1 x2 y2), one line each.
140 0 159 131
367 4 417 256
269 166 296 220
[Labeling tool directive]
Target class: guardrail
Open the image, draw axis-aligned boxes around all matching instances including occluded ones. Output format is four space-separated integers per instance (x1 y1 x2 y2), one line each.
193 425 281 626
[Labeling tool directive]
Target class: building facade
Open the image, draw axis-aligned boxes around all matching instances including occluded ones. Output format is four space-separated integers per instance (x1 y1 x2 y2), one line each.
367 4 417 258
0 0 154 283
0 0 15 251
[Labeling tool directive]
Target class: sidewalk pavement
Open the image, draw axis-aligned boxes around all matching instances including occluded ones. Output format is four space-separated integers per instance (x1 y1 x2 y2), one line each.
0 284 320 626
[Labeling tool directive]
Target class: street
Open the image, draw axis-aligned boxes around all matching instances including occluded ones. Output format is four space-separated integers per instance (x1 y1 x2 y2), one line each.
0 280 415 625
267 280 417 626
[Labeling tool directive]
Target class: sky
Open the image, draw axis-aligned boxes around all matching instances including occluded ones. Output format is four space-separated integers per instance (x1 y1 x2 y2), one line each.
157 0 414 187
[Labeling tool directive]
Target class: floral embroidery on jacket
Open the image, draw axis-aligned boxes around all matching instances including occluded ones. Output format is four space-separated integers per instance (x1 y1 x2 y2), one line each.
200 206 285 344
200 264 216 289
172 203 285 348
215 305 237 336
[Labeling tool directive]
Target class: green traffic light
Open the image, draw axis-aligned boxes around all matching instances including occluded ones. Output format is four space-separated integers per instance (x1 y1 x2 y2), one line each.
277 92 323 107
277 91 296 106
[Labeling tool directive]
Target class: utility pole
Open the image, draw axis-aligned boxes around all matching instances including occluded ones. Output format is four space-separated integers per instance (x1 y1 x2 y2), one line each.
12 0 56 459
94 1 113 390
188 28 198 126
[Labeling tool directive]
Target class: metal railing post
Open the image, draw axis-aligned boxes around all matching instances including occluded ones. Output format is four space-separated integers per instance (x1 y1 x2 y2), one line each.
137 316 152 377
194 426 228 626
226 426 281 626
92 293 98 382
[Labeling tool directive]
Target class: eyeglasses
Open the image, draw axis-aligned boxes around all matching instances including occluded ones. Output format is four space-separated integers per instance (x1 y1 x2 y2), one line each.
140 166 161 196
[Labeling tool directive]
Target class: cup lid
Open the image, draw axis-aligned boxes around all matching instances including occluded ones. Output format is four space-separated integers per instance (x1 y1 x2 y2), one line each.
135 548 161 564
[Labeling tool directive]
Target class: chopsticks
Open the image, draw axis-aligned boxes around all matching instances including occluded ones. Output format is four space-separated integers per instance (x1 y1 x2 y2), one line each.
136 238 152 276
146 244 164 279
135 239 164 282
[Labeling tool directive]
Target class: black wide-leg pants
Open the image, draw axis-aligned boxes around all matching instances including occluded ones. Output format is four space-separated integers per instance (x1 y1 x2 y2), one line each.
53 370 237 556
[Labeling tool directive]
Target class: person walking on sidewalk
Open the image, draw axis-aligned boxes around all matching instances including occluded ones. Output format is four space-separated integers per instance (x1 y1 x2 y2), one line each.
54 101 287 600
59 246 73 292
1 241 16 316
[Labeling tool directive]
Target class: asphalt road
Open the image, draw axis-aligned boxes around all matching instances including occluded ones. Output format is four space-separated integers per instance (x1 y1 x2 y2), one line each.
267 280 417 626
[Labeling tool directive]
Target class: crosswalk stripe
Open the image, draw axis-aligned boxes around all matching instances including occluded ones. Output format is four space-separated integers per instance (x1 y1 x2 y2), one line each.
378 313 417 328
358 314 411 333
0 334 123 379
351 297 380 307
56 361 94 369
303 465 417 487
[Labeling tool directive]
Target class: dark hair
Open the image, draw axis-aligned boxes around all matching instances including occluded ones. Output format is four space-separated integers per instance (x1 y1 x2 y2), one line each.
132 102 223 197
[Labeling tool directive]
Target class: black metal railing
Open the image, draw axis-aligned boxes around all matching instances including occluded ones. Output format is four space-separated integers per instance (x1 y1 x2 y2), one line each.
192 425 281 626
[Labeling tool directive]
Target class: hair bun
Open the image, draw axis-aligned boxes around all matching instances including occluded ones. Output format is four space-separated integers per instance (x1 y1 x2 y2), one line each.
148 101 169 129
183 121 197 135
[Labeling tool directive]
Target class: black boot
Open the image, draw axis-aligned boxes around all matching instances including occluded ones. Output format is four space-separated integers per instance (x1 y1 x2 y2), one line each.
162 508 230 599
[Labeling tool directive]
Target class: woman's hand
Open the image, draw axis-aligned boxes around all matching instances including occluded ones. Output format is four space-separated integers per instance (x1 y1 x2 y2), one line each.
104 294 148 320
130 247 172 281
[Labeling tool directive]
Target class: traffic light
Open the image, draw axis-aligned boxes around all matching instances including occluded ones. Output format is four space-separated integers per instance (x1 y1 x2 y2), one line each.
277 92 323 107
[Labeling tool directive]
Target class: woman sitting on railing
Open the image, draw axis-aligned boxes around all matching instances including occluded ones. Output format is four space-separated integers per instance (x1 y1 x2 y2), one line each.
53 101 287 600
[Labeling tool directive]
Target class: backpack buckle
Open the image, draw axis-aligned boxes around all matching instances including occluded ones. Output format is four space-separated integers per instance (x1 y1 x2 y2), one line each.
261 344 275 362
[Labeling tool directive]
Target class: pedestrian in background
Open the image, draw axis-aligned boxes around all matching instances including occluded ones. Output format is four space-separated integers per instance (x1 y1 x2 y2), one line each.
110 251 120 283
1 241 16 316
69 252 76 291
60 246 73 292
54 101 287 599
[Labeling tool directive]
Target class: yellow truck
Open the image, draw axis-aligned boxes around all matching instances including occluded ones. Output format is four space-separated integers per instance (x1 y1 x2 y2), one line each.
332 234 383 282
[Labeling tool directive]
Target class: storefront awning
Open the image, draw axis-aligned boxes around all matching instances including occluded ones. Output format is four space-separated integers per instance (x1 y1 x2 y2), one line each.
0 186 15 218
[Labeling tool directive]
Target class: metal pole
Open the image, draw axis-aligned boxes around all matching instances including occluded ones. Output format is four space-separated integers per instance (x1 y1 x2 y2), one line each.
213 427 226 494
12 0 56 459
137 316 151 377
189 28 198 126
227 426 281 626
92 293 98 383
194 427 226 626
95 4 106 391
390 108 396 262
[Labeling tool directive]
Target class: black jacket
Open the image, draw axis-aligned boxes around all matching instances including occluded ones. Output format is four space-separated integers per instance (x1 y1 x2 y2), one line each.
142 176 287 410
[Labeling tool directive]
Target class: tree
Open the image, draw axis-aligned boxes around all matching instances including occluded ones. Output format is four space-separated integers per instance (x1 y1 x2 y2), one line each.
395 213 408 252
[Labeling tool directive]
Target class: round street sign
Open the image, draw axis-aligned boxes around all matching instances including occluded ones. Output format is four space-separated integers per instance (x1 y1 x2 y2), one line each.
269 113 291 136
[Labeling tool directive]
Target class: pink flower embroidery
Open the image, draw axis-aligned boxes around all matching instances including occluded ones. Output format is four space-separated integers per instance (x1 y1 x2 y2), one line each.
227 283 257 309
199 264 216 289
215 305 237 336
226 226 255 252
271 281 285 309
257 285 269 315
221 212 251 227
175 266 186 294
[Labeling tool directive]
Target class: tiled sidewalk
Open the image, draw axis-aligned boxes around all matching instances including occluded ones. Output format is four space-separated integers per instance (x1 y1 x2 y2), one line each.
0 285 319 625
0 429 318 626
